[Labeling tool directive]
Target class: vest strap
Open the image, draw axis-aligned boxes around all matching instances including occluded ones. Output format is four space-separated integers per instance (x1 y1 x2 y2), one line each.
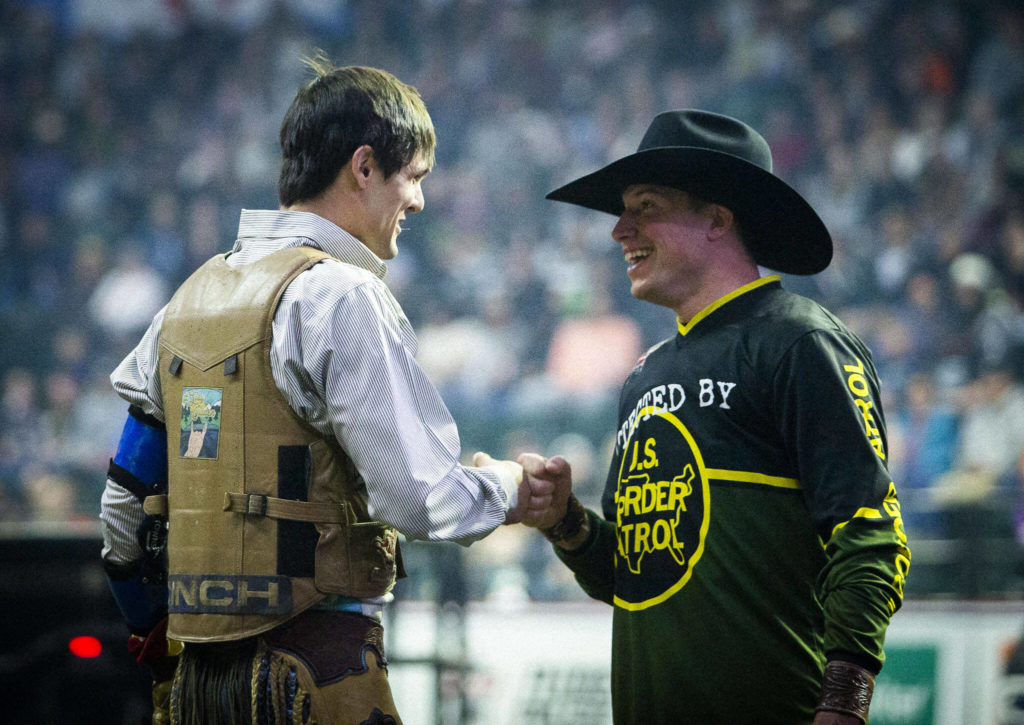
222 492 353 524
143 494 169 516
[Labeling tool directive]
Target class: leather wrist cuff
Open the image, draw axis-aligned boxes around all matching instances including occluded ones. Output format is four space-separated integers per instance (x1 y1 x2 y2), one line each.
540 494 587 545
815 660 875 723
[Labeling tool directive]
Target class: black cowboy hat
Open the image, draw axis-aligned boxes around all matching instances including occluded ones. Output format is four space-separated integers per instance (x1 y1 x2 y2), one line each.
546 110 832 275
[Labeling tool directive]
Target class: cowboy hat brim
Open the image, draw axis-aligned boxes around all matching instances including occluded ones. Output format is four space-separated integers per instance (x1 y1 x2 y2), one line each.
546 146 832 276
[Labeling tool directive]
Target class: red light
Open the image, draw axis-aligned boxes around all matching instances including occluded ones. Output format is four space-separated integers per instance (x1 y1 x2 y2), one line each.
68 636 102 658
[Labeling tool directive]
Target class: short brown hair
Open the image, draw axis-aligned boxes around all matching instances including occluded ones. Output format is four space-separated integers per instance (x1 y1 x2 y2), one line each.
278 54 436 207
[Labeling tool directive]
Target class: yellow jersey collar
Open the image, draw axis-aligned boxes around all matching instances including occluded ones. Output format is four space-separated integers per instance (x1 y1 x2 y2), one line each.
676 275 781 336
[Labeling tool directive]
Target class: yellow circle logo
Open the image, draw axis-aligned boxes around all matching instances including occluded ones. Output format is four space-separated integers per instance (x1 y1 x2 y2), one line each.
613 407 711 610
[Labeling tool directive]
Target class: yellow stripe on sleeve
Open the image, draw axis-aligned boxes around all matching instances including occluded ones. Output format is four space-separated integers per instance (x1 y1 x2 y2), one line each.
828 506 883 541
705 468 801 490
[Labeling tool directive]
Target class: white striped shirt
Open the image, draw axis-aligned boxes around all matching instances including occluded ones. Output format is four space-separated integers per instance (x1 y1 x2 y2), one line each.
100 210 518 595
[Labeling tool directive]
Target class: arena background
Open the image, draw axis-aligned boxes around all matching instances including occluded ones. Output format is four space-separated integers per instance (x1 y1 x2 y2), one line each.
1 0 1023 722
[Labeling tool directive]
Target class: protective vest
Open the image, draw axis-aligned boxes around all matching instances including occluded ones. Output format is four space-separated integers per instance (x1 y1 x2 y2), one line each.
153 247 401 642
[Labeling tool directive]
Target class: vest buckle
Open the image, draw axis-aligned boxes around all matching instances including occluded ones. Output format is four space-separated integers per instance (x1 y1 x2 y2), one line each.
245 494 268 516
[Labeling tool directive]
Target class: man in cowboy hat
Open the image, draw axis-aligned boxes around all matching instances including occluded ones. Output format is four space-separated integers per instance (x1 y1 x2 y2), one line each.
521 110 911 724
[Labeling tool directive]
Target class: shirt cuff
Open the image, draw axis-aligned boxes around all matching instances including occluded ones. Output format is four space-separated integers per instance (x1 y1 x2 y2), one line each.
482 463 519 511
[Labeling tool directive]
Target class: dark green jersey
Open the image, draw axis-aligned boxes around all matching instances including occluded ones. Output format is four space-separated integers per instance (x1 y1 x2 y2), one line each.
557 277 910 725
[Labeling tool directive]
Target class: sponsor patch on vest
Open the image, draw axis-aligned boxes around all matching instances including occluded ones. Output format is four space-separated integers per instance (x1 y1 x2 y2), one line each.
179 387 221 459
613 405 711 611
168 574 292 614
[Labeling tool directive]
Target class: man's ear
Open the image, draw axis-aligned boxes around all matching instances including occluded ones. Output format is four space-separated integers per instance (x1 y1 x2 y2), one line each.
707 204 735 241
350 144 376 188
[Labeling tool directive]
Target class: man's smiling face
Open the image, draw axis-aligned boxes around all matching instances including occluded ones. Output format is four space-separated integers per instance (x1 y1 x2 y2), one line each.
360 152 431 260
612 185 715 312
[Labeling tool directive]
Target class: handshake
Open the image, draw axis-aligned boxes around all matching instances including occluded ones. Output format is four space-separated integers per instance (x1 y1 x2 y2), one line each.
472 451 576 532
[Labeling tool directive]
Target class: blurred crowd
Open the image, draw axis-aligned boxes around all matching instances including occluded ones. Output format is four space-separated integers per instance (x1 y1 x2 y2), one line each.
2 0 1024 598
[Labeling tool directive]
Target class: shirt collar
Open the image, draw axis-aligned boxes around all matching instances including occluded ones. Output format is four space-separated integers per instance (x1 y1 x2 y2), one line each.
676 275 781 336
233 209 388 279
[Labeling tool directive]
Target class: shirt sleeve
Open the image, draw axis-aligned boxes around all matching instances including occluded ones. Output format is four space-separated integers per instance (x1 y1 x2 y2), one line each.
773 329 911 672
272 264 518 545
110 307 167 422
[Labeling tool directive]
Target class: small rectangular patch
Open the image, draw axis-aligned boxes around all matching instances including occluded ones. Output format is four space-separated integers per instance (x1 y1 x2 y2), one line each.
168 574 292 614
179 387 222 459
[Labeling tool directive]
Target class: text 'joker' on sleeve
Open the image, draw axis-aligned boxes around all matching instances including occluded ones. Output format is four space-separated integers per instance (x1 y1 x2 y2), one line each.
772 329 911 672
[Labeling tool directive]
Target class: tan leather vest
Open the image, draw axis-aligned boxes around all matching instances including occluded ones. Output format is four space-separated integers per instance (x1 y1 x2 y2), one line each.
153 247 401 642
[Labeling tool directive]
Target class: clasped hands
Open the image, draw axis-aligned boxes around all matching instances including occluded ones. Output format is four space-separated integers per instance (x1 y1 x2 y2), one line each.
473 451 572 529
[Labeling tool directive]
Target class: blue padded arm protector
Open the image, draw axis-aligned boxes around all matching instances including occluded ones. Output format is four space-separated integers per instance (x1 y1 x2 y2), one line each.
109 405 168 499
105 405 169 635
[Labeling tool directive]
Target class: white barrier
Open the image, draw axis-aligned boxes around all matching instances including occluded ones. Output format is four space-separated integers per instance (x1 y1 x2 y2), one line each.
384 599 1024 725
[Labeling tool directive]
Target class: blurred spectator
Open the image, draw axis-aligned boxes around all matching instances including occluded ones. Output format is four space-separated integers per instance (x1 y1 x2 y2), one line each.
802 139 872 248
889 372 959 537
0 368 40 518
806 237 876 309
38 372 80 463
51 326 90 382
137 190 187 284
416 295 523 415
996 207 1024 307
0 368 40 460
86 241 169 344
63 234 108 319
544 295 642 401
1000 97 1024 199
932 357 1024 596
869 311 917 401
952 254 1021 369
967 5 1024 115
874 203 927 301
941 360 1024 495
897 270 950 369
946 92 1006 214
890 99 949 187
21 467 79 523
17 211 64 312
13 107 70 217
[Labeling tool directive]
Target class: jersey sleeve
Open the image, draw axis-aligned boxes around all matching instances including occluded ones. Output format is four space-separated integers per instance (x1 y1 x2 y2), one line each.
551 510 617 605
772 328 911 671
